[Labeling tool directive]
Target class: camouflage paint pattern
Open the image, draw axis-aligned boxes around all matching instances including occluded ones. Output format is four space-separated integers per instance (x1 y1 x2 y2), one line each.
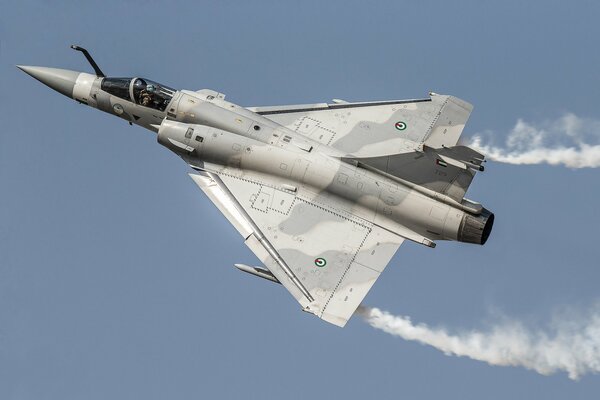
18 64 493 327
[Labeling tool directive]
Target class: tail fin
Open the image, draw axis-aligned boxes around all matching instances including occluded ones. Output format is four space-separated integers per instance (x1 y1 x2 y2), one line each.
422 95 473 149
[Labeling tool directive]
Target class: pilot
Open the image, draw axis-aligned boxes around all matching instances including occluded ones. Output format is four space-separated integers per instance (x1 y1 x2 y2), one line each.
139 84 156 107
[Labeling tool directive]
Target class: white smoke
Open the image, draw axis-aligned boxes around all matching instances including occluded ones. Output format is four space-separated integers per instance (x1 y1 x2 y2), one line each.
469 113 600 168
357 305 600 380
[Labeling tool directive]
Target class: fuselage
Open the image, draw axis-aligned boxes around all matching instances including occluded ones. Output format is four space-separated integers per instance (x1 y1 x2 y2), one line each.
18 67 493 247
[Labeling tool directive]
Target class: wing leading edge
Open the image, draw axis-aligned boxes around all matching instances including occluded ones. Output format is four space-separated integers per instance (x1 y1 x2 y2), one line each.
189 170 404 327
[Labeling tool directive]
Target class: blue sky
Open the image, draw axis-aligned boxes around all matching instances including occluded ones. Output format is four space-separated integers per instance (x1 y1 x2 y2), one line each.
1 1 600 398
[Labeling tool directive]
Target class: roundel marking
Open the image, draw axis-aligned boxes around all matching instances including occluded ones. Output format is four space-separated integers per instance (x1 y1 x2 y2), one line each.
395 121 407 130
314 257 327 267
113 104 124 115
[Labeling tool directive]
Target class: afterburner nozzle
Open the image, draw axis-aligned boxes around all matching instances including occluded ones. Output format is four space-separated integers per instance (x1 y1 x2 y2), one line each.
457 208 495 245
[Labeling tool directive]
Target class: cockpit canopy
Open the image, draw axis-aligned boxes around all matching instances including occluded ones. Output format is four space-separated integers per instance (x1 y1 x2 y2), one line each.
100 77 176 112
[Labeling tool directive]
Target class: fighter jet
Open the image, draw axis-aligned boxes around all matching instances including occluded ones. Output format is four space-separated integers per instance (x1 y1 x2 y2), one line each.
18 46 493 327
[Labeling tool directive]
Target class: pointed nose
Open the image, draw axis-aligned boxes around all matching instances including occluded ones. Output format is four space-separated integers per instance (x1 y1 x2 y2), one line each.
17 66 82 98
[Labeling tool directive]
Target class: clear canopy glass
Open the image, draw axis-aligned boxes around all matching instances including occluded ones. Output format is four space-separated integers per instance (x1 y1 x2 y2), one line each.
100 77 176 112
132 78 176 111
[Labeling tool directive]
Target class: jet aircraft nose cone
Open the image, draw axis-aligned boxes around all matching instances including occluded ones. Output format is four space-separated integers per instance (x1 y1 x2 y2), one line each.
17 65 81 98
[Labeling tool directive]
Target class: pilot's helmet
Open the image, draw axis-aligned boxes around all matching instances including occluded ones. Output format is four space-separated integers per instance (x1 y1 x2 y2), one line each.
146 84 156 93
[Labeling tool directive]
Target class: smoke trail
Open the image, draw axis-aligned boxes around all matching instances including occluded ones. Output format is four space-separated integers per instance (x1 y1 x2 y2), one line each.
357 305 600 380
468 113 600 168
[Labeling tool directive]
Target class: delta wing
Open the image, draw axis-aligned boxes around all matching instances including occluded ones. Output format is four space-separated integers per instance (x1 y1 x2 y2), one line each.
250 94 472 157
189 170 404 327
